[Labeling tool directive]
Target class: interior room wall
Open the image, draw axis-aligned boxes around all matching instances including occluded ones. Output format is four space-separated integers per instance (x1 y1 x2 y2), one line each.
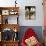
18 0 43 26
0 0 43 26
0 0 44 45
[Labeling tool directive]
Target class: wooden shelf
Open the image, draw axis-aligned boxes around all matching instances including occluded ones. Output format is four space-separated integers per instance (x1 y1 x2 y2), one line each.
0 7 19 46
0 24 20 32
0 7 19 10
0 7 19 24
0 40 19 46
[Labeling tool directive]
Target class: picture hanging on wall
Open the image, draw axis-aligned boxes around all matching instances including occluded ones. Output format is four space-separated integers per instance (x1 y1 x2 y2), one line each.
25 6 36 20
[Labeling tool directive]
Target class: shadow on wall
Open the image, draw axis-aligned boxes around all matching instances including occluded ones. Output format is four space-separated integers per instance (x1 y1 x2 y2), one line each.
18 26 43 44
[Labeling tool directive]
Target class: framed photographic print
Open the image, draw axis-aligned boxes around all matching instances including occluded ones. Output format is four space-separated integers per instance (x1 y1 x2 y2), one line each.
9 10 15 15
9 10 17 15
25 6 36 20
2 10 9 15
10 11 15 15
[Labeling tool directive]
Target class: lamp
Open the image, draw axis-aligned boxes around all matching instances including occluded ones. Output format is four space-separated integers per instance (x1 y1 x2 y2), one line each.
15 0 17 7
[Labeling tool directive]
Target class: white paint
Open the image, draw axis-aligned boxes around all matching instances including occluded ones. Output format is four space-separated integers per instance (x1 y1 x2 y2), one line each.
18 0 44 26
8 16 17 24
0 0 43 26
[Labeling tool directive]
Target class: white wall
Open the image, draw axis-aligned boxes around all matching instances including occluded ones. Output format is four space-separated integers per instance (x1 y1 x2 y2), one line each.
0 0 43 26
18 0 44 26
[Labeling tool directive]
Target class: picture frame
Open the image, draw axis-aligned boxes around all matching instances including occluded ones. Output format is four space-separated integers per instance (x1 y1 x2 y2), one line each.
9 10 17 15
2 10 9 15
25 6 36 20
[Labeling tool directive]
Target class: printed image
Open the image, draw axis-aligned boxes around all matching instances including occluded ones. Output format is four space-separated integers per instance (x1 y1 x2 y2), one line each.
25 6 36 20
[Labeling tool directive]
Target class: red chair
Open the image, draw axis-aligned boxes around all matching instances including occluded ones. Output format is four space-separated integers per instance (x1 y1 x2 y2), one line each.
21 28 41 46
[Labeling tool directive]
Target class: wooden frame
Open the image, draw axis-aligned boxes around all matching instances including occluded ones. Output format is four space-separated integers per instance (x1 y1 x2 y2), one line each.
25 6 36 20
2 10 9 15
0 7 19 24
0 7 19 46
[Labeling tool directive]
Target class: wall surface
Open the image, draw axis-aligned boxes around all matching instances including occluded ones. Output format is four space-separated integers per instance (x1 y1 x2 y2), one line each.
18 0 43 26
0 0 43 26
